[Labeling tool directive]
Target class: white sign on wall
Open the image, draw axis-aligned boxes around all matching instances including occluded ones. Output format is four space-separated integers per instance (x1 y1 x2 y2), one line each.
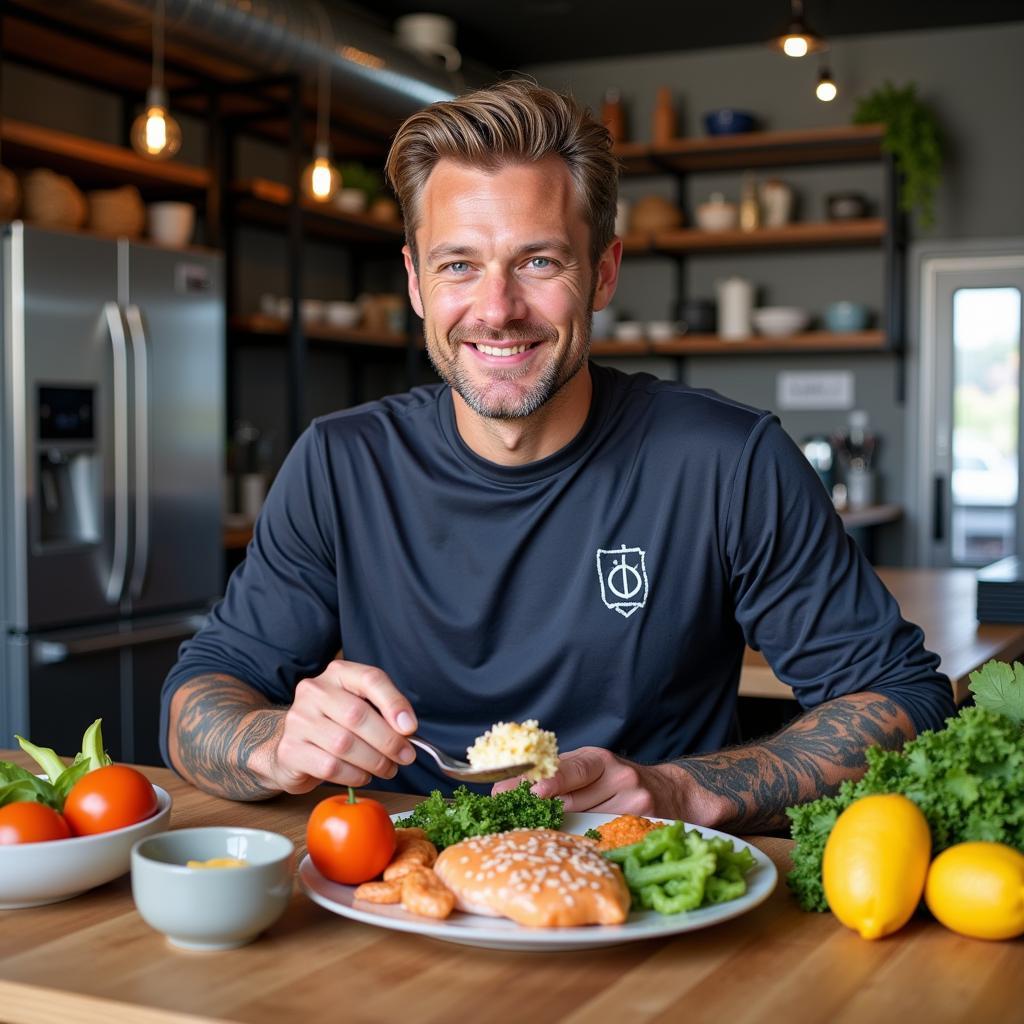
776 370 855 410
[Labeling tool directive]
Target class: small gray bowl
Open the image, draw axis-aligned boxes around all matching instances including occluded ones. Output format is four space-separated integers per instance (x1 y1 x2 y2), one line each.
131 827 294 951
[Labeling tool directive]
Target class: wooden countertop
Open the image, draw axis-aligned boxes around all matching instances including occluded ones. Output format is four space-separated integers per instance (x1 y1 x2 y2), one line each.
742 567 1024 704
2 754 1022 1024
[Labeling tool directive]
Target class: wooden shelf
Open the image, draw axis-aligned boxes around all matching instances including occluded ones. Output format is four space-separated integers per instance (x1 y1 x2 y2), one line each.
631 219 886 254
650 330 888 355
1 119 210 192
232 314 420 351
232 178 405 244
615 123 886 175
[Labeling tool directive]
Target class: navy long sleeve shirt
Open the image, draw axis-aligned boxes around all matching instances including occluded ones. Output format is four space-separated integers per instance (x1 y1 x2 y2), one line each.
161 363 954 793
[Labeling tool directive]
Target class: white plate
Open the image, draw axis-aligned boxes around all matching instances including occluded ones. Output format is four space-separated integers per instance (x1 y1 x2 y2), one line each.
0 785 172 909
299 811 778 951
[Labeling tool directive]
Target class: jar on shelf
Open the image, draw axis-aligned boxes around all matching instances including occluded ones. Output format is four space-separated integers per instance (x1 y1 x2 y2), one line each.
602 88 626 144
652 87 676 146
739 174 760 232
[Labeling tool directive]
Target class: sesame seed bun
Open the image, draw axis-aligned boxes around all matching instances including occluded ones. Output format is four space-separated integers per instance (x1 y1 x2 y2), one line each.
432 829 630 928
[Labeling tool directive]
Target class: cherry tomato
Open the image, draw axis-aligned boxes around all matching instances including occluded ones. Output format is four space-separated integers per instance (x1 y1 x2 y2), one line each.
0 801 72 844
306 788 396 885
63 764 158 836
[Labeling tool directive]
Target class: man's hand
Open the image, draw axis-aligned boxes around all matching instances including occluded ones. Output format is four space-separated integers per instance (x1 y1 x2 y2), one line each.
269 659 419 793
491 746 723 822
168 661 419 801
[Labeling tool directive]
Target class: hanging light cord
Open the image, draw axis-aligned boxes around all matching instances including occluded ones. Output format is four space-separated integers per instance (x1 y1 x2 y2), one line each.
152 0 165 93
310 0 334 147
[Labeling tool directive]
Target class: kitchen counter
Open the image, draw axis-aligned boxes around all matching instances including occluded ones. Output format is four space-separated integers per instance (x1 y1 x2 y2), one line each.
742 566 1024 703
1 753 1020 1024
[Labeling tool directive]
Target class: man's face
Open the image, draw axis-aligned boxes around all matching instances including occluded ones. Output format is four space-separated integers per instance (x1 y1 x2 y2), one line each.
403 157 616 420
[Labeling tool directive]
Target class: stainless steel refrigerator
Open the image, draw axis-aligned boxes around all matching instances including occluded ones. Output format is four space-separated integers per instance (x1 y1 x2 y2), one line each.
1 222 224 764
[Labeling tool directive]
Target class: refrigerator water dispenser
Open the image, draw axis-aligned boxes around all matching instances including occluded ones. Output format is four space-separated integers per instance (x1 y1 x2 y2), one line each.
37 386 99 547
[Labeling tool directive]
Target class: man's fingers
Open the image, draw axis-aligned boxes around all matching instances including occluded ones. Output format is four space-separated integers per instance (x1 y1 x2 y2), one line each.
328 660 418 736
528 748 607 799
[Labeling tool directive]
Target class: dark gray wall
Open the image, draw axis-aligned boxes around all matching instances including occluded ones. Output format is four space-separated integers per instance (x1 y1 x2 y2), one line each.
530 21 1024 564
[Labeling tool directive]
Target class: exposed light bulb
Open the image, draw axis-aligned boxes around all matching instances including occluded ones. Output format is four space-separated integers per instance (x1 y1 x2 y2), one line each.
130 86 182 159
816 69 838 102
783 35 810 57
302 141 342 203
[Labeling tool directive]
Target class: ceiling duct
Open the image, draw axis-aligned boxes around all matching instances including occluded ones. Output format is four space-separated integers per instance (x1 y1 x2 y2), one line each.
15 0 492 128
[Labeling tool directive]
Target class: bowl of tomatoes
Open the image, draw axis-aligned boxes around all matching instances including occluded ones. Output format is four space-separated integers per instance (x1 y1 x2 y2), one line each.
0 721 172 908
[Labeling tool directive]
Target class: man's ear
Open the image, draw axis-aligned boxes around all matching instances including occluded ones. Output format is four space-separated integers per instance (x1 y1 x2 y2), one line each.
592 237 623 312
402 245 425 319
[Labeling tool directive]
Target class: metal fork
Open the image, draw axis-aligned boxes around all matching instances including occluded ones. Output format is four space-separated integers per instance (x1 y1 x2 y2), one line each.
408 735 534 784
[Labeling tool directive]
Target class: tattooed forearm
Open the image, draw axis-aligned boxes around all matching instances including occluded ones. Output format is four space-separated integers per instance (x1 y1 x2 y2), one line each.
169 675 286 801
674 692 915 833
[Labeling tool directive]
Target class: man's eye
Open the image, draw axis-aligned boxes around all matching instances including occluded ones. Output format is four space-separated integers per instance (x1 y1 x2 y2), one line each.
445 261 470 274
528 257 556 270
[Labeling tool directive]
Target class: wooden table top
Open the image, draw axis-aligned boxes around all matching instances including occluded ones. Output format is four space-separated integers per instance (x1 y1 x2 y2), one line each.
741 566 1024 704
2 754 1021 1024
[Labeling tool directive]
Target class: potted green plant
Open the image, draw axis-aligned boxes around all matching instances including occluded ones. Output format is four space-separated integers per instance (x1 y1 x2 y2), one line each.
852 82 943 229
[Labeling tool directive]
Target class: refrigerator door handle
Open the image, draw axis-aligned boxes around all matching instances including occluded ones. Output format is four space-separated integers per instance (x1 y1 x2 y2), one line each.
125 304 150 600
31 615 207 665
103 301 131 605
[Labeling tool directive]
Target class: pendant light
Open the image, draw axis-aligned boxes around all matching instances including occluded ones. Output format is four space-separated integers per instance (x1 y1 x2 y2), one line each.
130 0 182 160
816 64 838 102
772 0 825 58
301 0 341 203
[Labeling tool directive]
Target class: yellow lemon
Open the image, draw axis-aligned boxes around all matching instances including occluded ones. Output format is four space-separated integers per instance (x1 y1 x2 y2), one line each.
822 793 931 939
925 842 1024 940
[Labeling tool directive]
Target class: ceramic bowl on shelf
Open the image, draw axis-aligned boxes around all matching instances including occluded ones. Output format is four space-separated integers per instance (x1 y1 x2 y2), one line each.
824 301 871 332
131 827 294 951
751 306 810 337
147 202 196 247
825 192 869 221
645 320 677 343
0 785 172 909
300 299 325 324
703 109 757 135
695 194 739 232
613 321 644 342
325 301 361 329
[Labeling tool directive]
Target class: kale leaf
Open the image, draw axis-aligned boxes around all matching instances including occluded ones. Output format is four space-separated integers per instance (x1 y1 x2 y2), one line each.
395 782 564 849
969 659 1024 724
786 704 1024 912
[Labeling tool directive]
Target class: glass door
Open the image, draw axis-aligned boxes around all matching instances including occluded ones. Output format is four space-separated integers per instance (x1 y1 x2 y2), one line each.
918 251 1024 567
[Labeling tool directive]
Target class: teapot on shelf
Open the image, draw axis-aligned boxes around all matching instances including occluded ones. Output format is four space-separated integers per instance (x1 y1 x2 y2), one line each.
715 276 755 340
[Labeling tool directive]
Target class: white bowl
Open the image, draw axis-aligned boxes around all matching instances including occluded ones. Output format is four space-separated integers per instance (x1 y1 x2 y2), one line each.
132 827 294 951
301 299 325 324
695 201 739 232
646 320 677 342
325 301 361 329
751 306 810 337
0 785 172 909
334 188 368 214
613 320 644 342
147 202 195 247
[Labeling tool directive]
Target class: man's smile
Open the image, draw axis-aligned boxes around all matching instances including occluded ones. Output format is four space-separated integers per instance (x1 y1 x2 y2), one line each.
465 340 545 364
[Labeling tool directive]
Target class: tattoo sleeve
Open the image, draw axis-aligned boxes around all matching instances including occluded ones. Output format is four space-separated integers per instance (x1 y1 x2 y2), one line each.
674 691 915 833
168 675 286 801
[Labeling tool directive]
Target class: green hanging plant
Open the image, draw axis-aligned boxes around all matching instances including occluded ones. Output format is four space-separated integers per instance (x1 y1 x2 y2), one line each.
852 81 944 229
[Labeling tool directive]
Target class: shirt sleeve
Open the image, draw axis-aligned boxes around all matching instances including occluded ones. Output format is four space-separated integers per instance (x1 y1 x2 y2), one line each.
721 414 955 736
159 424 341 767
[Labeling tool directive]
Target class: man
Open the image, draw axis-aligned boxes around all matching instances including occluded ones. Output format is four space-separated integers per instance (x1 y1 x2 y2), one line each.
161 81 953 833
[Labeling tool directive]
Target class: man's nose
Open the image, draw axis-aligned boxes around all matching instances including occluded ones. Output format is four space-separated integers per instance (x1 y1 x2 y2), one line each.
473 268 528 328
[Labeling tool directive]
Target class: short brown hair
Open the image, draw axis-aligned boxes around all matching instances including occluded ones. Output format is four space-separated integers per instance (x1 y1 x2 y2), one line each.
385 79 619 268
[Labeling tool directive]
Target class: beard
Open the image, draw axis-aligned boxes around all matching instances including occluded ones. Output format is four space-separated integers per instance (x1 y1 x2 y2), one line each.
425 307 592 421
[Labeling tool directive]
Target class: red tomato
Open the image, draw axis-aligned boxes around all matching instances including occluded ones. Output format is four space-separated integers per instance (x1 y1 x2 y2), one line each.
306 788 396 885
63 764 158 836
0 801 72 844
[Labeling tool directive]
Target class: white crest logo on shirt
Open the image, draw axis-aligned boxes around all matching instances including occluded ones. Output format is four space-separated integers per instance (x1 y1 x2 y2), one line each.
596 545 649 618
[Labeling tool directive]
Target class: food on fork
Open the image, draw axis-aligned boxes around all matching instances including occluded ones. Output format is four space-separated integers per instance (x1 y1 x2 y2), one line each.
466 720 558 782
433 829 630 927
